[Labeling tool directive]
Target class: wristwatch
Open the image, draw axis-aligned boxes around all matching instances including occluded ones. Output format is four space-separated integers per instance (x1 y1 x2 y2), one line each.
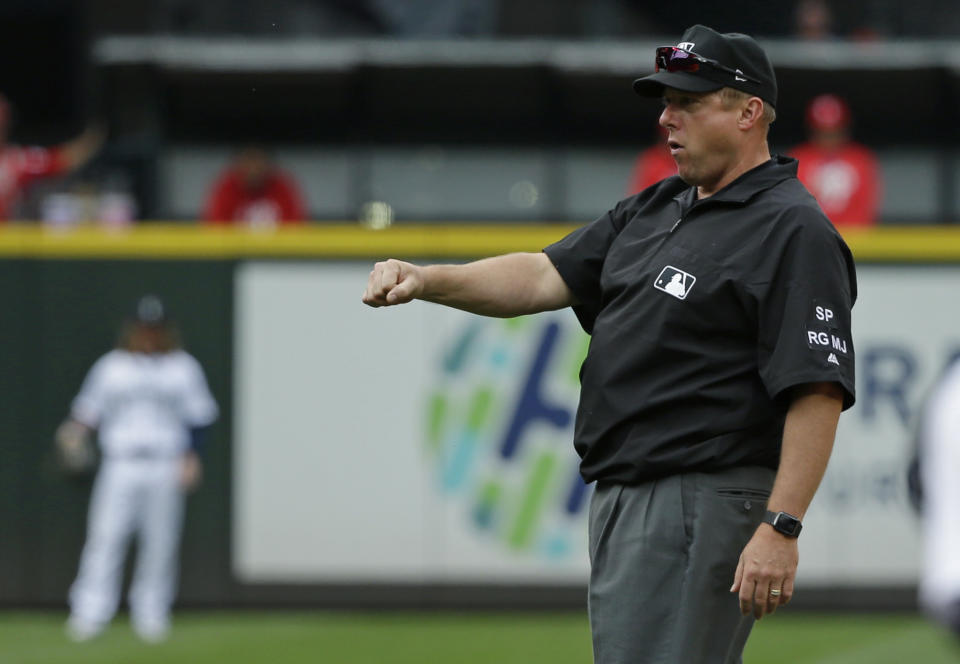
762 510 803 538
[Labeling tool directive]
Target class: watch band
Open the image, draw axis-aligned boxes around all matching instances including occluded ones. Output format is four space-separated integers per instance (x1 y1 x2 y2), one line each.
762 510 803 538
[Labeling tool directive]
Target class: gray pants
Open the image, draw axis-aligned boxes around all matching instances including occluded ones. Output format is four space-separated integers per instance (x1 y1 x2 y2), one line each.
588 465 775 664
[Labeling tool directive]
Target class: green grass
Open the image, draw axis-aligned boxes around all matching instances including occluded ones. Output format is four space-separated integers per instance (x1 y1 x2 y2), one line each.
0 611 956 663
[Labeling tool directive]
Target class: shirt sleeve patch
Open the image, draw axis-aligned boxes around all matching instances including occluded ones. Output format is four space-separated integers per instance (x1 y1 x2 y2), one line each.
805 300 850 358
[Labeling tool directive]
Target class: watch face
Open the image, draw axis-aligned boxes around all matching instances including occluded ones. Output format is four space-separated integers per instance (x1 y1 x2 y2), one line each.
776 513 800 535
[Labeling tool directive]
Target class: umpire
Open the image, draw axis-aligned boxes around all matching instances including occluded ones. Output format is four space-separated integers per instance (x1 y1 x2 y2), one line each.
363 24 856 664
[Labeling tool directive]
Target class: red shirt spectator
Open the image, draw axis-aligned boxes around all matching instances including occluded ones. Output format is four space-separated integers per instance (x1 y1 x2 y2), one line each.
203 148 307 227
789 94 882 227
627 127 677 194
0 145 67 220
0 94 104 222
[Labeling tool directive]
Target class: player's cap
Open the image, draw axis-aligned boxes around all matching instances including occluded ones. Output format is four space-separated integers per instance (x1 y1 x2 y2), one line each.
133 295 167 326
633 24 778 110
805 93 850 131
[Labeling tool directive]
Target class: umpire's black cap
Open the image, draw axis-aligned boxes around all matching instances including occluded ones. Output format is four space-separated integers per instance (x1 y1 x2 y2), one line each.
133 294 168 326
633 24 778 110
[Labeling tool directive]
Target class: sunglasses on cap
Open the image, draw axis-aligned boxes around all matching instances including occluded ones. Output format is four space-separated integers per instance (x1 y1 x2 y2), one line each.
655 46 761 85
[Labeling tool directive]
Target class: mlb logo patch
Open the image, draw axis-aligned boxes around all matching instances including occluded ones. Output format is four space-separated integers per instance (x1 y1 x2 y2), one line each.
654 266 696 300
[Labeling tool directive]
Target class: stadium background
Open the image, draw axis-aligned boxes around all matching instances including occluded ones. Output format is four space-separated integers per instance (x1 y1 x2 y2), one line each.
2 1 960 661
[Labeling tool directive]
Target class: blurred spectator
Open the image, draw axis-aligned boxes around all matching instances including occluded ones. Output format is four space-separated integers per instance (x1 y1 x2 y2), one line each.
61 295 218 643
627 125 676 195
793 0 834 40
203 147 307 227
0 93 105 222
788 94 882 227
38 174 137 230
912 358 960 641
96 173 139 228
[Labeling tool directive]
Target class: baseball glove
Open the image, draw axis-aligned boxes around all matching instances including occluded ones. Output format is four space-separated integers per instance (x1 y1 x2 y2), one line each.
55 420 97 475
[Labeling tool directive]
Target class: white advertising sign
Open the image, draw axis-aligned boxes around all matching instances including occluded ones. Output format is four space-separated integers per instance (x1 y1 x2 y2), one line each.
233 262 960 586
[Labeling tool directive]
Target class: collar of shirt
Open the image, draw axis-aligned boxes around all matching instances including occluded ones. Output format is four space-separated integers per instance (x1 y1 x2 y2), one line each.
673 155 799 214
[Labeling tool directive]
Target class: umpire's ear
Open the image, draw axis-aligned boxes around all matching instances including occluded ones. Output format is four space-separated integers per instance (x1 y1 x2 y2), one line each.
737 96 765 131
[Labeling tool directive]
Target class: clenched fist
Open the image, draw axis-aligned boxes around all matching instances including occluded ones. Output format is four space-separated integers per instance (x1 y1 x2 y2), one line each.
362 259 425 307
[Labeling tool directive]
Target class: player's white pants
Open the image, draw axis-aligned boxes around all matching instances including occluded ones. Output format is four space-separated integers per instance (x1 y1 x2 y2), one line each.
69 457 185 630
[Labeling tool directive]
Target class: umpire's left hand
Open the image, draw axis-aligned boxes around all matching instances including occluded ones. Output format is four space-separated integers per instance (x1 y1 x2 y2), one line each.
730 525 799 619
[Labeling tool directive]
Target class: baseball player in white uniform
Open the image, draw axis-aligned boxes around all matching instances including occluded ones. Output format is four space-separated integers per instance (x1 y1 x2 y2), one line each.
59 295 218 643
918 359 960 638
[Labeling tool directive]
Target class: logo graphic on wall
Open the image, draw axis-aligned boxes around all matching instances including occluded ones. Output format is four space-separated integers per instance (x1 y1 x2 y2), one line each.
425 315 591 561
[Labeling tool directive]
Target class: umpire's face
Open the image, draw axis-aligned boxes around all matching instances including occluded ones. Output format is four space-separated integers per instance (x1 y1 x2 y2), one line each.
659 86 745 194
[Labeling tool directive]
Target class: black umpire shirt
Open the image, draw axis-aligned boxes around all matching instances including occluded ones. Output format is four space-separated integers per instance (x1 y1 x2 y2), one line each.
544 155 856 484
